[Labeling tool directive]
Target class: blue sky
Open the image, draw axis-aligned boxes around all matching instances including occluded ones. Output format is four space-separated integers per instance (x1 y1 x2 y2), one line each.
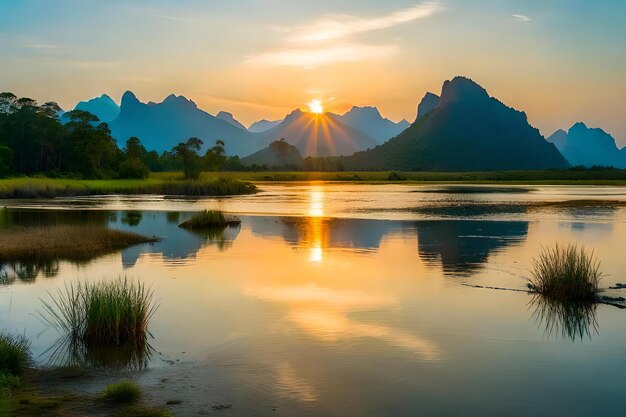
1 0 625 142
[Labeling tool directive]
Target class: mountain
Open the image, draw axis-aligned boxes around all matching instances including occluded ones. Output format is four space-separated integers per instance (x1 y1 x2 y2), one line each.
259 109 378 157
216 111 247 131
416 92 439 121
108 92 263 155
241 138 303 168
337 76 569 171
249 119 282 133
63 94 120 123
547 122 625 168
331 106 409 144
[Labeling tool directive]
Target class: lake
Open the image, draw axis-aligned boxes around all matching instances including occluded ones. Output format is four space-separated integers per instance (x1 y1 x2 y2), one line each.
2 183 626 416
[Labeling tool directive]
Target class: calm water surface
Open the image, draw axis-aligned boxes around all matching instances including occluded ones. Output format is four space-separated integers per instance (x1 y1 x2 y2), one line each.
1 184 626 416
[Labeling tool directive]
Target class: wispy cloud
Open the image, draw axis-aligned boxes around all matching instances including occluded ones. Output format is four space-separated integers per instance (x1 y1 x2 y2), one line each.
288 2 441 43
246 43 397 68
512 14 531 22
247 2 439 68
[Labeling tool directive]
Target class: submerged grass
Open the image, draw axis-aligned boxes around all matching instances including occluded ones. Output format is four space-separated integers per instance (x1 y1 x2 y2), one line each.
528 244 602 302
41 277 157 347
0 225 158 262
178 210 241 229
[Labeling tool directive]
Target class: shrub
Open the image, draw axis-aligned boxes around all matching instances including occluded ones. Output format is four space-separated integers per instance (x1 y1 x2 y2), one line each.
0 333 30 376
528 244 602 302
118 158 150 179
101 379 141 403
178 210 240 229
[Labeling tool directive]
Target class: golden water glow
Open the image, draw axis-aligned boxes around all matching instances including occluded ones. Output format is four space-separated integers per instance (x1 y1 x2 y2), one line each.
308 187 325 262
308 99 324 114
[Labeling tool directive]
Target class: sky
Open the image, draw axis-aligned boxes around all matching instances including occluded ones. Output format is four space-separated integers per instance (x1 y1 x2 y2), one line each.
1 0 625 143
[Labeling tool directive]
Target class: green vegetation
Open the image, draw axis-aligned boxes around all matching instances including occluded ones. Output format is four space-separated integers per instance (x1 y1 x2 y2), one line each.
0 174 256 198
101 380 142 403
41 277 157 346
528 244 602 302
0 225 157 262
179 210 241 229
210 169 626 185
120 405 172 417
0 333 30 379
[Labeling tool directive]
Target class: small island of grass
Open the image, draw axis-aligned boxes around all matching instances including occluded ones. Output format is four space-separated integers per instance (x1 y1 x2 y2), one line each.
178 210 241 229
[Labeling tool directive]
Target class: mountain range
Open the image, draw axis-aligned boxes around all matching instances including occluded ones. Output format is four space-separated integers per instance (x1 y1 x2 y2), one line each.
336 76 569 171
547 122 626 168
63 77 622 170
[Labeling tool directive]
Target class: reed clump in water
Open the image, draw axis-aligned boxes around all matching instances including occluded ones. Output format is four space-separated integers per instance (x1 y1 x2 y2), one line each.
528 244 602 302
101 379 142 403
178 210 240 229
0 225 158 262
41 277 157 347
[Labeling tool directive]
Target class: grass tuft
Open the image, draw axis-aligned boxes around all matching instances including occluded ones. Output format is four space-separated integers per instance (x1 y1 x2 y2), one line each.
0 333 31 377
101 380 141 403
178 210 240 229
41 277 157 347
528 244 602 302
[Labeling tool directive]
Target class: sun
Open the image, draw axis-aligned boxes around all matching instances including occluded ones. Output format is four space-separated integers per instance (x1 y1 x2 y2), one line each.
308 99 324 114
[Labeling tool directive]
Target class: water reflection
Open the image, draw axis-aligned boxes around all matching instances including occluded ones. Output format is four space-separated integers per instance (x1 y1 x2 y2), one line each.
250 217 528 275
45 336 154 369
0 260 59 284
529 295 598 342
416 221 528 275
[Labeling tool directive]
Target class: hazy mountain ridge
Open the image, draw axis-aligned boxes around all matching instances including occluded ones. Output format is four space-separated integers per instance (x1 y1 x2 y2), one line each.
241 138 303 168
216 111 247 130
64 94 120 123
331 106 409 144
547 122 626 168
249 119 282 133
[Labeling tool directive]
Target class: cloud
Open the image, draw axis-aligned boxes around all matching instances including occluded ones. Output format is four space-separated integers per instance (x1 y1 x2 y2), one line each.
246 43 398 68
512 14 531 22
288 2 441 43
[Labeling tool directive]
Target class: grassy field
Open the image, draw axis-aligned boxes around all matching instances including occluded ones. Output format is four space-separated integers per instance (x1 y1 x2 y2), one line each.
215 170 626 185
0 174 256 198
1 170 626 199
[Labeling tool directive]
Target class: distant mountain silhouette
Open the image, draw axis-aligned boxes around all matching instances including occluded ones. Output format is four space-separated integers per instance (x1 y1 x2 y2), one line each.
249 119 282 133
108 92 263 155
547 122 625 168
241 138 303 168
331 106 409 144
260 109 378 157
216 111 247 130
416 92 439 121
65 94 120 123
338 76 569 171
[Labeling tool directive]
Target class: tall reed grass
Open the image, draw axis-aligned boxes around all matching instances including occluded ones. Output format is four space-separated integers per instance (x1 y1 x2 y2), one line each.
528 244 602 302
41 277 157 347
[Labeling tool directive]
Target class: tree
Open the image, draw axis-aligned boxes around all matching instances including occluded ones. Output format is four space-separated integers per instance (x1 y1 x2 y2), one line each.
204 139 226 171
173 137 204 179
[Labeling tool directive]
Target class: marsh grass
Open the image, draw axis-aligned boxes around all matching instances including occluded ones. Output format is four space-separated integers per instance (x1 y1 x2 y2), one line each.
101 380 142 403
528 244 602 302
0 225 158 262
40 277 157 347
0 333 31 377
179 210 241 229
0 176 256 199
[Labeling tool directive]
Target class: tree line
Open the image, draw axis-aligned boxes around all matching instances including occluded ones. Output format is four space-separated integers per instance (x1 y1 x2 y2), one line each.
0 92 238 179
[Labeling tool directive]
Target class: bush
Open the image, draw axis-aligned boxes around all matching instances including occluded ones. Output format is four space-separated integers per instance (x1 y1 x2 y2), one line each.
101 379 141 403
0 333 30 377
118 158 150 179
528 244 602 302
41 277 157 346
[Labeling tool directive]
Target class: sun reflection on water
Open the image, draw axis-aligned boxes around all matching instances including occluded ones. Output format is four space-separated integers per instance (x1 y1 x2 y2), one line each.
308 186 325 263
